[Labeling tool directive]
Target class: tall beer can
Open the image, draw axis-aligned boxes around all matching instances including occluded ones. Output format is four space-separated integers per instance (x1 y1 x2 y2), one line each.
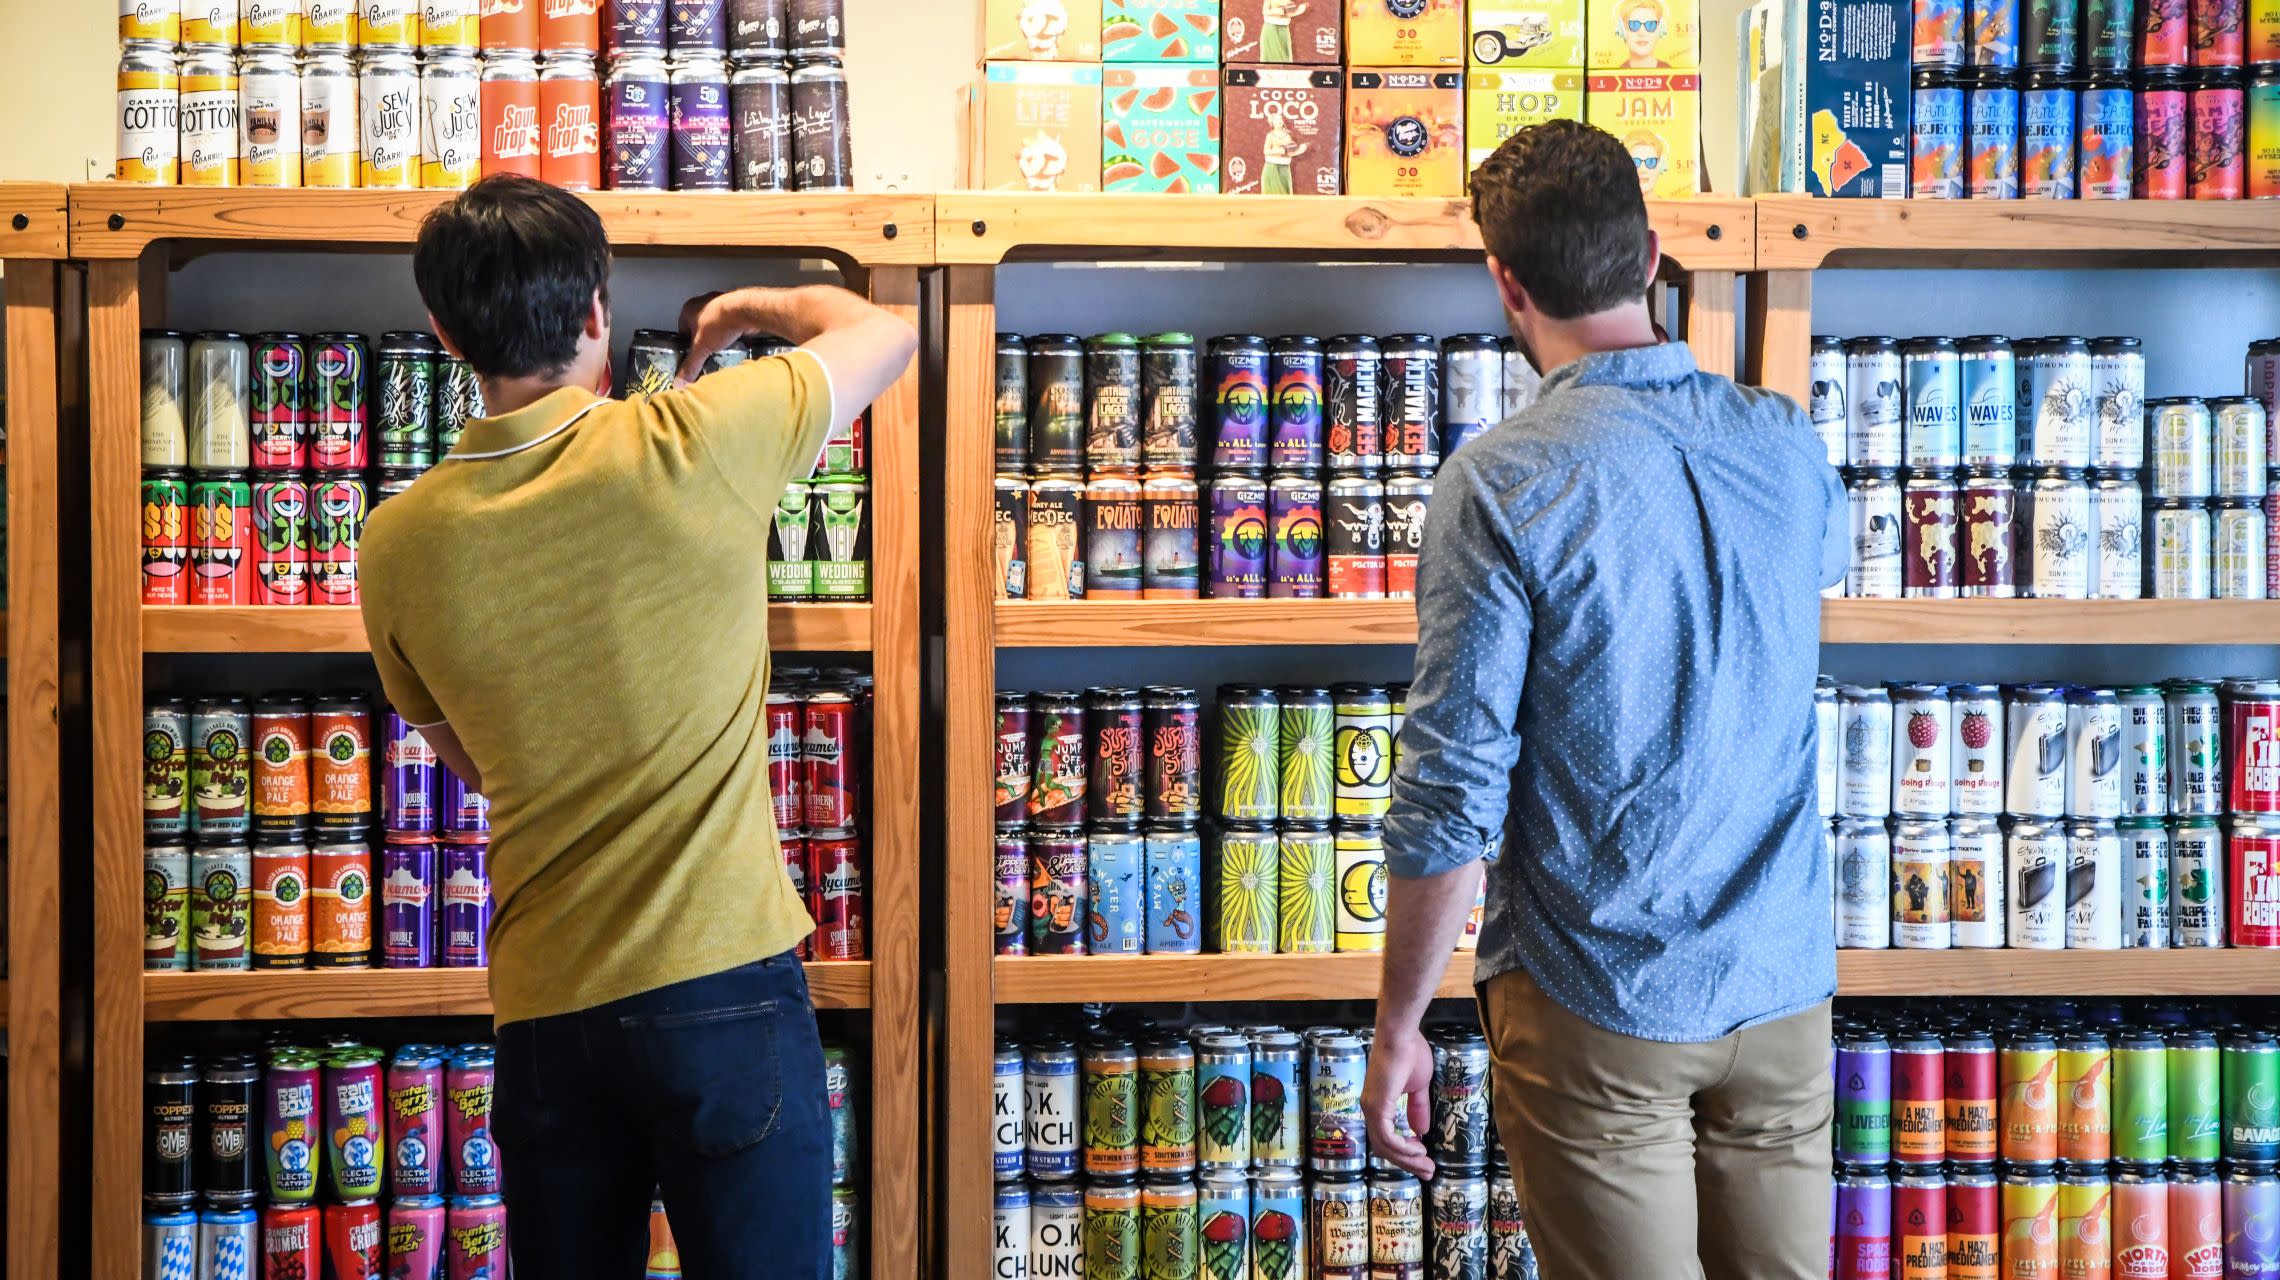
182 49 243 186
1837 816 1892 948
1948 815 2006 946
2119 685 2169 816
1960 335 2018 466
118 44 181 184
1838 684 1894 819
1809 335 1847 466
360 49 423 188
2065 817 2123 948
188 332 253 471
2065 686 2123 819
304 0 353 45
2122 816 2172 947
1891 819 1953 948
2171 816 2225 945
240 51 303 187
538 52 603 188
1845 336 1904 466
480 52 542 178
123 0 183 43
421 51 482 188
2089 335 2146 469
301 51 359 187
2089 468 2144 598
2007 816 2067 949
1903 336 1963 467
789 57 851 191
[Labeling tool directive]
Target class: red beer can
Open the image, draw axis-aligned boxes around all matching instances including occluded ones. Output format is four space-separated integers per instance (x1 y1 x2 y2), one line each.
482 0 541 50
809 828 865 960
1903 471 1961 598
252 477 312 606
2111 1168 2169 1279
804 689 857 830
539 0 602 51
1945 1166 1998 1280
324 1199 384 1280
1943 1031 1999 1163
2229 818 2280 946
143 469 191 606
767 690 803 831
262 1204 322 1280
780 830 809 959
1894 1168 1946 1278
191 472 255 606
539 53 603 189
1893 1034 1946 1164
480 53 542 179
310 477 367 607
2227 683 2280 813
2170 1164 2223 1277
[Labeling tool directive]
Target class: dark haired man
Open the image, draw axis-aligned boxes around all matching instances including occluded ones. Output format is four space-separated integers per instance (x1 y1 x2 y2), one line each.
1361 121 1846 1278
360 175 915 1278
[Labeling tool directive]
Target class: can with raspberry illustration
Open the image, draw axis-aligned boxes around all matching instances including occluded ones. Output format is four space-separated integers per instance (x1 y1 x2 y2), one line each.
1950 683 2005 815
1893 683 1954 817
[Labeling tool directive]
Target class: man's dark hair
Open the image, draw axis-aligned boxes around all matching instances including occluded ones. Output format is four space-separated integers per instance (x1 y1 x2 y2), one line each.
1469 120 1655 320
412 175 612 379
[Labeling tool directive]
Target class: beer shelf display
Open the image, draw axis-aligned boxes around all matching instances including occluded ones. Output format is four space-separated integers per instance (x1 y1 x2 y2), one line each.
79 186 922 1280
3 179 68 1280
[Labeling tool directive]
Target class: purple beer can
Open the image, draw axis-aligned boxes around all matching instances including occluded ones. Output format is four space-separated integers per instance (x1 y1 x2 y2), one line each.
1268 472 1324 599
1207 471 1269 600
2228 1164 2280 1277
383 712 436 834
607 0 668 50
385 1046 445 1198
606 56 671 191
446 1045 502 1199
437 766 490 836
1269 336 1325 472
994 833 1028 957
669 58 731 191
669 0 727 53
438 838 491 969
1833 1165 1892 1280
380 834 436 969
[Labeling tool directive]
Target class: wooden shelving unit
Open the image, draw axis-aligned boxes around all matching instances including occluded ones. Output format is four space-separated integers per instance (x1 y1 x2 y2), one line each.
938 193 1757 1280
2 180 67 1280
76 186 925 1280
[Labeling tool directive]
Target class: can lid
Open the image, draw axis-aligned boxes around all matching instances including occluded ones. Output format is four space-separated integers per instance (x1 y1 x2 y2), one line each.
1842 335 1898 350
1143 332 1197 347
1085 332 1139 347
1910 67 1958 87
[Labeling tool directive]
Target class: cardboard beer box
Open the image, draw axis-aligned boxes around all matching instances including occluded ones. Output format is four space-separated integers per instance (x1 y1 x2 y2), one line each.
1222 0 1344 62
1465 70 1584 173
1586 0 1700 67
1223 67 1344 194
1467 0 1586 67
1345 69 1466 197
1102 0 1222 60
980 62 1106 192
983 0 1106 60
1584 71 1701 198
1103 66 1222 192
1346 0 1466 65
1743 0 1908 197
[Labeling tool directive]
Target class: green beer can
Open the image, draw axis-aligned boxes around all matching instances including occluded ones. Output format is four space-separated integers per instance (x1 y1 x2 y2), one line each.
1140 1176 1200 1280
1276 824 1335 955
1139 1039 1197 1178
1085 1178 1142 1280
1211 825 1279 954
1275 685 1334 823
813 479 871 601
1083 1039 1141 1179
190 843 253 971
1215 685 1281 822
2169 1028 2223 1163
2112 1028 2169 1165
2224 1029 2280 1161
145 838 192 971
768 479 815 601
1195 1168 1251 1280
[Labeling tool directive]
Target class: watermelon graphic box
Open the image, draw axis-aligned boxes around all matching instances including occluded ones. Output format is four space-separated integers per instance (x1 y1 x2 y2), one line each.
1104 66 1224 192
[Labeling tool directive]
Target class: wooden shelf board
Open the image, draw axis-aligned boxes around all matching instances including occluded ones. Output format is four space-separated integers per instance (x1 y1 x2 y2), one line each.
142 602 873 653
0 183 69 259
993 949 2280 1004
67 186 934 263
1757 196 2280 269
936 193 1755 270
993 598 2280 647
144 960 871 1019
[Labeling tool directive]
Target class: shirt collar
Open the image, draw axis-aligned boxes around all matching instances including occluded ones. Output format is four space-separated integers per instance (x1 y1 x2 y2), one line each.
447 386 605 461
1539 341 1699 398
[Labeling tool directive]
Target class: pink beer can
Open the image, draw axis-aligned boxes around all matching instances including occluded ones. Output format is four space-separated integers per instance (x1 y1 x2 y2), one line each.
438 836 491 968
445 1195 508 1280
387 1197 448 1280
386 1045 446 1198
447 1044 503 1198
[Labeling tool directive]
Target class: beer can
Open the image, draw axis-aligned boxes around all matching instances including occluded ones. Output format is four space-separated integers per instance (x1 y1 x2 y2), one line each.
1212 825 1278 954
1381 472 1433 600
1142 686 1201 823
1846 467 1904 597
191 471 256 606
1024 1182 1080 1280
359 49 422 187
143 331 191 469
379 833 435 968
2229 682 2280 813
993 334 1028 471
1196 1034 1254 1169
812 478 869 600
252 832 314 970
1809 336 1848 466
146 838 193 970
1999 1029 2060 1162
2224 1029 2280 1157
607 53 671 189
1891 1168 1946 1278
1949 815 2005 947
2192 71 2249 199
1140 1038 1198 1177
1834 1031 1893 1162
2056 1030 2114 1163
1892 819 1953 949
2089 335 2146 469
2216 398 2271 497
262 1205 321 1280
1267 472 1324 599
1440 334 1501 459
146 1052 200 1208
191 843 254 970
191 695 254 843
419 51 482 189
143 469 193 606
1275 685 1334 825
305 476 365 606
1837 816 1891 948
1944 1165 1997 1276
1903 337 1963 465
1139 332 1199 473
1142 473 1201 599
727 57 790 191
2171 1165 2222 1276
1944 1029 1998 1162
2170 1028 2223 1161
2113 1029 2170 1164
248 333 307 473
2065 686 2123 819
1207 471 1270 599
2089 468 2144 599
1838 685 1895 819
1145 823 1204 954
1325 475 1386 600
2018 465 2092 598
2214 498 2267 598
198 1205 260 1280
1327 335 1385 472
1892 683 1953 817
2021 74 2080 195
307 830 372 966
189 331 253 471
1216 685 1279 823
1026 476 1083 602
1026 335 1083 473
2020 336 2091 465
1028 831 1087 955
239 50 302 187
1835 1167 1893 1279
2122 816 2174 947
376 331 439 467
1945 683 2002 815
771 479 816 600
1846 337 1904 467
1427 1033 1492 1173
1246 1031 1303 1171
1310 1034 1369 1173
442 1046 501 1196
669 55 732 190
540 52 604 189
2172 815 2225 945
1382 336 1442 472
2152 397 2215 497
480 52 542 179
251 693 313 833
118 44 181 184
2061 816 2122 949
1265 335 1327 471
1079 1041 1139 1178
1086 475 1145 598
2006 816 2067 949
1950 337 2013 466
2168 681 2224 815
1968 73 2022 198
2056 1167 2112 1278
1332 822 1387 952
991 833 1027 957
123 0 182 44
1957 466 2017 597
2080 79 2135 198
992 1044 1026 1179
1210 335 1272 470
181 48 242 187
1900 470 1961 597
1274 824 1335 954
788 58 851 191
2151 498 2213 598
1331 684 1394 820
300 51 358 187
2232 817 2280 946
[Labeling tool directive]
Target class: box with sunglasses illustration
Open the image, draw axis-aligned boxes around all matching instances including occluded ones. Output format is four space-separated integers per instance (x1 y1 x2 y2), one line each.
1584 71 1700 198
1586 0 1696 68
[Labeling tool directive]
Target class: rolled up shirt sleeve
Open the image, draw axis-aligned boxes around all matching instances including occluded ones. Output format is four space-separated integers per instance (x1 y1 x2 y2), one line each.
1383 459 1531 880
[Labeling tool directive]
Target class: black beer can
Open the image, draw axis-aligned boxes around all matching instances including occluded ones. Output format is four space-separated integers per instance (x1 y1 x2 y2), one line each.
995 333 1029 473
145 1052 199 1208
376 331 442 469
624 329 685 399
1085 333 1143 474
433 356 484 456
1027 335 1085 474
1327 335 1385 472
200 1052 261 1205
1086 687 1145 828
1141 332 1199 473
788 57 851 192
1383 335 1442 473
1143 685 1203 821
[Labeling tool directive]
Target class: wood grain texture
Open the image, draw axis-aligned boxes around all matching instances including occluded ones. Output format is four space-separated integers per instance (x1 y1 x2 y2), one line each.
1746 269 1814 405
67 186 935 262
942 267 1001 1280
995 952 1455 1003
5 262 63 1280
0 183 69 260
995 599 1419 646
935 194 1758 270
1755 195 2280 269
859 266 923 1280
1820 599 2280 644
88 260 147 1280
142 602 874 653
143 963 873 1019
1683 270 1739 380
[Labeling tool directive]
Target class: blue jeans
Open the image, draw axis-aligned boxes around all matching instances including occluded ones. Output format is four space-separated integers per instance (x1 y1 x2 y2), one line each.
494 951 831 1280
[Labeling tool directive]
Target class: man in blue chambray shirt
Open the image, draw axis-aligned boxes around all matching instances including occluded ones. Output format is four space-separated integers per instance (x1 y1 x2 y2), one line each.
1360 120 1849 1279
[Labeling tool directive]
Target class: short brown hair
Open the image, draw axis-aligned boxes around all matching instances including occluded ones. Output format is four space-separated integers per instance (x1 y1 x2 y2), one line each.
1469 120 1654 320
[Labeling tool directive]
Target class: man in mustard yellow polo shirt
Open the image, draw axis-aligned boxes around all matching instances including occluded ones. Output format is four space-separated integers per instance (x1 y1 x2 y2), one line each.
360 176 915 1279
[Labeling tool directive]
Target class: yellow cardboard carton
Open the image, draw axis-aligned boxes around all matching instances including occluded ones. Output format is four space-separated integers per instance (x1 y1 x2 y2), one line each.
1467 0 1586 67
1464 70 1584 174
983 0 1107 60
1346 0 1466 66
981 62 1107 192
1345 68 1466 196
1584 70 1701 197
1587 0 1698 67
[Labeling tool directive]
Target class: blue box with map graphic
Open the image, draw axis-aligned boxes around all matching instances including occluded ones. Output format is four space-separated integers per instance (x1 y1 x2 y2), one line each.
1740 0 1908 197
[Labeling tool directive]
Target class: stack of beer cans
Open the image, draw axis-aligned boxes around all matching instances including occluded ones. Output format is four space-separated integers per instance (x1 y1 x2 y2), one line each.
768 667 872 962
990 330 1539 603
993 1019 1539 1280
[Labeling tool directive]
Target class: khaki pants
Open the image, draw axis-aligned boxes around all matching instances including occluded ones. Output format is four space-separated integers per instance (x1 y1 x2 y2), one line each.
1478 971 1833 1280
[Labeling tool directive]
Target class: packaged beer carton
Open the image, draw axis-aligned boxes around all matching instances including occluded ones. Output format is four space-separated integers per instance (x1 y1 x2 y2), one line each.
1102 0 1222 61
1586 0 1700 67
983 0 1106 59
1223 66 1344 194
1345 69 1466 196
1103 66 1222 192
1740 0 1907 196
1465 70 1584 172
1584 70 1701 198
1346 0 1466 66
979 62 1106 192
1468 0 1587 67
1223 0 1344 62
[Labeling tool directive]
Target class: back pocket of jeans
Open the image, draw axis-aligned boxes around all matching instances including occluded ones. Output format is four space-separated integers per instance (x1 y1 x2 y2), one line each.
623 1000 784 1158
